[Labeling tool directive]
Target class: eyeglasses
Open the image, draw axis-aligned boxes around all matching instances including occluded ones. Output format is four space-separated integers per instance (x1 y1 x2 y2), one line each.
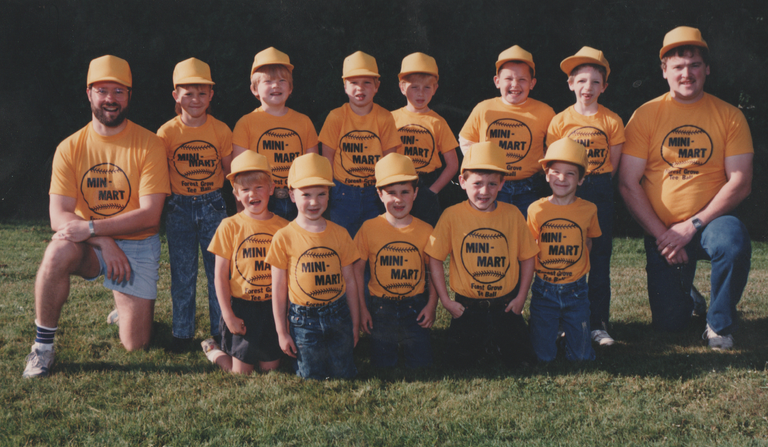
91 87 130 100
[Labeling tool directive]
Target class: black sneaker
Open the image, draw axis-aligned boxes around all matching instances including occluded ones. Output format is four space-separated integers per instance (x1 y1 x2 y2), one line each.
170 336 195 353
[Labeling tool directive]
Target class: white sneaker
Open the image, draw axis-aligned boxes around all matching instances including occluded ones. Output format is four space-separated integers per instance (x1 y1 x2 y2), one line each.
702 324 733 350
106 309 119 325
23 346 55 378
591 329 615 346
201 337 225 363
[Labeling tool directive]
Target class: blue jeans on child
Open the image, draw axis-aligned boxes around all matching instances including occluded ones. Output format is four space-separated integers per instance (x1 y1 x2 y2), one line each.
368 294 432 368
269 191 298 221
165 190 226 339
643 215 750 334
330 180 383 237
496 173 547 219
289 297 357 379
575 173 613 331
411 174 442 228
530 276 595 362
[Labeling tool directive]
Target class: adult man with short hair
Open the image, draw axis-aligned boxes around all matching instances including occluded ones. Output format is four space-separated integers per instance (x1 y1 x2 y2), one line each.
23 55 170 378
620 27 753 350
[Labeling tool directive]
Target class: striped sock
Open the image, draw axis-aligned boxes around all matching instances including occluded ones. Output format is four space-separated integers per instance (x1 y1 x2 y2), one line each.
34 320 57 345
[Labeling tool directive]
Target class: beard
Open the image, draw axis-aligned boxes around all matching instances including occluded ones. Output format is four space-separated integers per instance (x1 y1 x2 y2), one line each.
92 101 130 128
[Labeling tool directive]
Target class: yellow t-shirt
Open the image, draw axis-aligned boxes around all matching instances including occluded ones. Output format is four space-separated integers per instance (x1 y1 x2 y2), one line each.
354 215 433 300
49 121 171 240
208 212 289 302
157 115 233 195
391 108 459 174
527 198 601 284
459 97 555 181
232 108 319 188
266 221 360 307
623 93 754 227
546 105 625 176
425 201 539 299
319 103 401 188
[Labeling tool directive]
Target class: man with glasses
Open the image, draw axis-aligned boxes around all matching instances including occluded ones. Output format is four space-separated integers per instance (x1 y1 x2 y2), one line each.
23 55 170 378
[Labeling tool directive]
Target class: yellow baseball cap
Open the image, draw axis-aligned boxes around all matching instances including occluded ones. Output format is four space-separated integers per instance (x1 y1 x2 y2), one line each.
251 47 294 76
287 153 335 189
495 45 535 76
375 153 419 188
660 26 708 60
560 46 611 79
342 51 380 79
227 151 272 182
539 138 587 172
461 142 509 174
398 52 439 81
173 58 215 88
87 55 132 88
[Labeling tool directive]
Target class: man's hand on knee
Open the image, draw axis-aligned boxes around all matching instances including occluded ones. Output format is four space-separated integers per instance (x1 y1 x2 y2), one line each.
95 238 131 283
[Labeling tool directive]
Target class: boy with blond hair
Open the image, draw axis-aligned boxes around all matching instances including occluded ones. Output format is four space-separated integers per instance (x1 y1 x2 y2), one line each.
232 47 319 220
391 52 459 227
459 46 555 218
203 152 287 373
354 153 437 368
527 138 600 362
426 142 538 368
547 47 625 346
267 153 361 379
157 58 233 352
320 51 401 237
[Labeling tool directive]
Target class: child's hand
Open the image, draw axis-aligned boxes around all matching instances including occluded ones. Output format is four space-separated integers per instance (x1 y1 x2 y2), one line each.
442 300 465 319
360 306 373 334
224 315 246 335
278 333 297 358
505 295 525 315
416 303 436 328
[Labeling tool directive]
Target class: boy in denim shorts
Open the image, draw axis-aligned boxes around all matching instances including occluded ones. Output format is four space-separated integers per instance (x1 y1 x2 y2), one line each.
266 153 361 379
354 153 437 368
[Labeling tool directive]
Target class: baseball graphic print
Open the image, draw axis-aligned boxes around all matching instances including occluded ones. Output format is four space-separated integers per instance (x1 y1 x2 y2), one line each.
295 246 344 304
235 233 274 288
257 127 303 181
486 118 532 170
567 126 609 174
172 140 219 181
374 241 423 297
460 228 510 285
538 218 584 270
661 125 713 170
80 163 132 217
339 130 382 180
398 124 436 170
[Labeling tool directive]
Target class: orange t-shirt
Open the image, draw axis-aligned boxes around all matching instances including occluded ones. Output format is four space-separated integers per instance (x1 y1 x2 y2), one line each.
391 108 458 174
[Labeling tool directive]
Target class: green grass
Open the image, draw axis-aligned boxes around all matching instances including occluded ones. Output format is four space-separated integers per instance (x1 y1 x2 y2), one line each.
1 221 767 446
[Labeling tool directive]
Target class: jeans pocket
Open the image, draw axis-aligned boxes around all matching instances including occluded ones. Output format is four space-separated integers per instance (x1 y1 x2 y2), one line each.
207 196 227 215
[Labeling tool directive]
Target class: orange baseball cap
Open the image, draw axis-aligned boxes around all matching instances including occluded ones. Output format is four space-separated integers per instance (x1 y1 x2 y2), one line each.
660 26 708 60
375 153 419 188
398 52 439 81
251 47 294 76
87 55 132 88
539 138 587 172
288 153 335 189
560 46 611 79
495 45 535 76
461 142 508 174
342 51 380 79
173 58 215 88
227 151 271 182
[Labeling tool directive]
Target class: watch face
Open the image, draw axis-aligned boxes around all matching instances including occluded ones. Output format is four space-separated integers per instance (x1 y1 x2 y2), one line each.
692 218 703 229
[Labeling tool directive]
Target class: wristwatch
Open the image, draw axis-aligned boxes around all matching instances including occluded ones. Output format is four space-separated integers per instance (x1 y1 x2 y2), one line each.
89 220 96 237
691 217 703 231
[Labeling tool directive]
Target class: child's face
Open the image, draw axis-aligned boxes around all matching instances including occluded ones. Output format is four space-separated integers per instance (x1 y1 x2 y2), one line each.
290 185 329 221
545 161 583 198
399 78 437 113
234 178 274 219
662 52 709 103
568 66 607 110
494 62 536 105
344 76 379 109
172 85 213 119
459 172 504 212
254 75 292 108
378 182 417 220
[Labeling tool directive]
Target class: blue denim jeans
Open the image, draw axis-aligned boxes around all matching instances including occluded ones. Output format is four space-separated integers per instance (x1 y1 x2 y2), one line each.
165 190 226 339
289 297 357 380
575 173 613 331
268 194 298 221
368 294 433 368
644 215 750 334
530 276 595 362
411 176 442 227
329 180 383 237
496 173 547 219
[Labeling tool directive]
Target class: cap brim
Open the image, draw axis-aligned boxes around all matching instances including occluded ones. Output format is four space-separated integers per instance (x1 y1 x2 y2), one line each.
174 77 215 87
461 164 509 174
397 71 439 81
89 76 131 88
290 178 335 189
375 174 419 188
659 41 708 60
342 69 380 79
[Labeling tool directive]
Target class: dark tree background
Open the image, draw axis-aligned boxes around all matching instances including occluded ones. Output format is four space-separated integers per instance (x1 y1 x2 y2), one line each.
1 0 765 238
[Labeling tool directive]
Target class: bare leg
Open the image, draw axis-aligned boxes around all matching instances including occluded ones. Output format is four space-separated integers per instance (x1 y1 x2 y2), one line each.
113 291 155 351
232 357 256 375
35 240 100 328
259 359 280 372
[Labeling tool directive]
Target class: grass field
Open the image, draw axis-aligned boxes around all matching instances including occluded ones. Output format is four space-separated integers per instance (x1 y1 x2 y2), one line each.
1 220 766 446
